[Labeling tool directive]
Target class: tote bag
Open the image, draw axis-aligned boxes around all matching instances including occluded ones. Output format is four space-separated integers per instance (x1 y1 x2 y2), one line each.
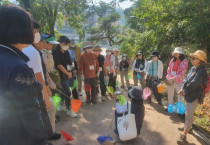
117 101 137 141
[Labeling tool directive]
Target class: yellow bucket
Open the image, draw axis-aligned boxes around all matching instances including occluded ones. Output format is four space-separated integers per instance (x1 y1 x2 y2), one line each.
157 83 164 93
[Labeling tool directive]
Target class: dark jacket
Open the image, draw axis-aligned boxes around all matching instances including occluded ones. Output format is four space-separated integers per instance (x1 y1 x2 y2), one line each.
120 60 129 71
115 99 145 136
0 44 51 145
182 65 208 103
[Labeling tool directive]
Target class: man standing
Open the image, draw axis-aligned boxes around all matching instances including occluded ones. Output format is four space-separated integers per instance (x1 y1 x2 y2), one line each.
93 46 107 101
79 41 99 104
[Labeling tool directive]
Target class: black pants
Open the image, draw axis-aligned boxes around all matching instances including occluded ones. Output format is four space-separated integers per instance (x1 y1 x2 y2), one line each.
108 73 116 91
60 78 71 109
146 77 161 103
85 77 96 100
97 71 107 96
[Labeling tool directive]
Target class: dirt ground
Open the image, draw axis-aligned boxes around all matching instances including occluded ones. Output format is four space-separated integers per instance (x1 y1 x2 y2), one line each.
50 80 207 145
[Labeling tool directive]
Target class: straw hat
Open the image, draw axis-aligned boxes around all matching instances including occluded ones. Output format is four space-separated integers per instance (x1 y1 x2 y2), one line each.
93 45 102 51
83 41 93 49
172 47 184 55
189 50 207 63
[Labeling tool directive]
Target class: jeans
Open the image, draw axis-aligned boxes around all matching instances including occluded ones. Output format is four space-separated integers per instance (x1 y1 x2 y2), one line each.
60 78 71 109
97 71 107 96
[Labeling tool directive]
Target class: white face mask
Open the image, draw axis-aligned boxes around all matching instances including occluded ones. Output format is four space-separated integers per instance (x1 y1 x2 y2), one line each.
107 51 111 55
34 32 41 44
62 45 69 50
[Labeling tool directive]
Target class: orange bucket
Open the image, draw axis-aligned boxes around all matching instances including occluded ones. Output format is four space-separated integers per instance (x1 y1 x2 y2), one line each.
157 83 164 93
71 99 82 113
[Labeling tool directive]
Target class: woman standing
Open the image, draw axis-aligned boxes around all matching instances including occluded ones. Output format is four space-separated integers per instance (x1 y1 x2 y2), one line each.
166 47 188 105
177 50 208 144
0 5 51 145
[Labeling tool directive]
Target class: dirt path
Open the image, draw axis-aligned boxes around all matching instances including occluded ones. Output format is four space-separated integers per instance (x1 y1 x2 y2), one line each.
50 81 207 145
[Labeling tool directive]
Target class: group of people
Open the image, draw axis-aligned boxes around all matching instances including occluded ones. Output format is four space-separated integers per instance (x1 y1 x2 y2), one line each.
0 4 209 145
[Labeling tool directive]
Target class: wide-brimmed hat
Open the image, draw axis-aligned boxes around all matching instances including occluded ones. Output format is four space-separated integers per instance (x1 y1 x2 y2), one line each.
189 50 207 63
151 51 159 57
93 45 102 51
172 47 184 55
45 36 59 44
128 86 143 100
83 41 93 49
40 34 51 41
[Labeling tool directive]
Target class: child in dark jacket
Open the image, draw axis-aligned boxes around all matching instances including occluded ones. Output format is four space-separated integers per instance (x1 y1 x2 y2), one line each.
113 86 145 136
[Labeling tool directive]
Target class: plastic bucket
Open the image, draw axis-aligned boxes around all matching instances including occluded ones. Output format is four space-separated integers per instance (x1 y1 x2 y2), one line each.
157 83 164 93
52 94 61 110
71 99 82 113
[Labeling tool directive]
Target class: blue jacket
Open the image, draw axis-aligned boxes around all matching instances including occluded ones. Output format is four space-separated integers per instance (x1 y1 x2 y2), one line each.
0 44 50 145
182 65 208 103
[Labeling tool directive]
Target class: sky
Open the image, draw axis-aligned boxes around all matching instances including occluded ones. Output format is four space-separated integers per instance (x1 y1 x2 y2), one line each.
94 0 134 9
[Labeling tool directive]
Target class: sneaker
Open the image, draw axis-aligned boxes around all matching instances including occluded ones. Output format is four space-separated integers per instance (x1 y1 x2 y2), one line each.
177 134 186 145
91 99 97 104
57 104 68 112
47 133 61 140
86 97 91 103
67 109 78 118
102 96 106 101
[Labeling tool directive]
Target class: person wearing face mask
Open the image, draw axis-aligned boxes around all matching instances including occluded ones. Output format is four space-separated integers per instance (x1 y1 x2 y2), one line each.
104 47 116 91
93 45 107 101
145 51 163 105
52 36 78 118
166 47 188 107
132 50 147 88
79 41 99 104
0 5 51 145
70 39 83 95
120 54 130 88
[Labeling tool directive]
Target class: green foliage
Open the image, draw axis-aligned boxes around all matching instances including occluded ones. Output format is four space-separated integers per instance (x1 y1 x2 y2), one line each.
121 0 210 63
18 0 87 38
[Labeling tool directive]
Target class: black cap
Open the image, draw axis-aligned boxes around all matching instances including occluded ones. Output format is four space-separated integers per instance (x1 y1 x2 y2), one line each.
151 51 159 57
128 86 143 100
136 50 143 57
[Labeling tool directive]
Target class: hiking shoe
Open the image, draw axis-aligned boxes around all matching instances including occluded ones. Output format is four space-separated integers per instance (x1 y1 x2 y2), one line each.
67 109 78 118
86 97 91 103
102 96 106 101
91 99 97 104
48 133 61 140
177 134 186 145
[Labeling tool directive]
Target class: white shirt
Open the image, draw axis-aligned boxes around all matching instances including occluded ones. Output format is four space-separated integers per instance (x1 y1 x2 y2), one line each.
22 45 44 79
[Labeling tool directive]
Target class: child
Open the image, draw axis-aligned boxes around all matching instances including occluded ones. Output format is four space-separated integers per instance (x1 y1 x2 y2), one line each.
112 87 145 136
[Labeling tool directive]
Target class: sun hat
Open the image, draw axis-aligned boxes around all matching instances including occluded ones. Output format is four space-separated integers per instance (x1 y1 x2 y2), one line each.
151 51 159 57
128 86 143 100
106 46 113 52
172 47 184 55
83 41 93 49
122 54 127 57
93 45 102 52
45 36 59 44
143 87 151 100
189 50 207 63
